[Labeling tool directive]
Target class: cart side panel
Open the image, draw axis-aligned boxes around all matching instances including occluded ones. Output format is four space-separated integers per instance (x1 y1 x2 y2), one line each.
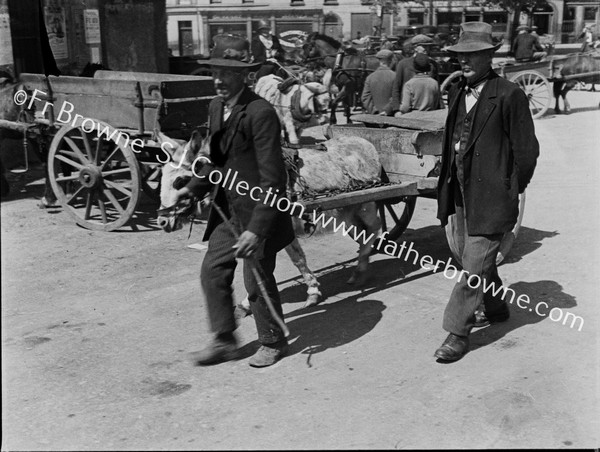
158 79 215 139
19 73 155 131
327 123 442 184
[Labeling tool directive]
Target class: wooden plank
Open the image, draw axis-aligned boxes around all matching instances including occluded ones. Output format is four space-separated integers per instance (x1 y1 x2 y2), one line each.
300 181 418 211
379 154 439 181
327 124 416 154
327 124 442 156
94 70 210 82
160 79 215 99
350 112 446 131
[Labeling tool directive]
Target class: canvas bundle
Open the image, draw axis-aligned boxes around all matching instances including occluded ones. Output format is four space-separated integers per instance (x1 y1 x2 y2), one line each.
293 136 381 195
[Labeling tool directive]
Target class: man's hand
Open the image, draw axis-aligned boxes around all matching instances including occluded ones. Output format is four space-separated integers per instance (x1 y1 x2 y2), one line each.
233 230 260 258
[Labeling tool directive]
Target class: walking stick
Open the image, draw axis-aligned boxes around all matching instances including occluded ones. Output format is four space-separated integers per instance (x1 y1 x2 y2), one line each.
211 202 290 338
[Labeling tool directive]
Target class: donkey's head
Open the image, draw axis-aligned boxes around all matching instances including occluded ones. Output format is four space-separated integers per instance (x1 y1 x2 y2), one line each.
156 127 209 232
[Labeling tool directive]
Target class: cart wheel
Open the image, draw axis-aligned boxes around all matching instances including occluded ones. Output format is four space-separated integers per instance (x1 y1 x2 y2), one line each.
445 192 526 266
372 196 417 254
440 70 463 106
48 121 141 231
510 71 551 119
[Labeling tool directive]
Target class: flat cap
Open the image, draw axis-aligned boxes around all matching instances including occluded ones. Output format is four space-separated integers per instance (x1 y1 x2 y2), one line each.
411 34 434 45
375 49 394 59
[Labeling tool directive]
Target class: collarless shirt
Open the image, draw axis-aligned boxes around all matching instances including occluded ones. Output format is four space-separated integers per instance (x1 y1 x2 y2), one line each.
223 88 244 122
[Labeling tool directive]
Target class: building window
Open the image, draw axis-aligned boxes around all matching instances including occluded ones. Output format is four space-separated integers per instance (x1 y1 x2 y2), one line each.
242 0 254 3
210 0 222 4
324 0 339 5
584 7 597 21
178 21 194 56
291 0 305 5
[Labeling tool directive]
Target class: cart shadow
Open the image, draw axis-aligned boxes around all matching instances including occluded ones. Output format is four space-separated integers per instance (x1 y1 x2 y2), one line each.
469 280 579 352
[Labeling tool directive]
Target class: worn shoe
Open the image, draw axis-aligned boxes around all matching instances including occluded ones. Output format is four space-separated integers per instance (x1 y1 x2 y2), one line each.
249 340 289 368
474 304 510 328
434 333 469 362
190 335 240 366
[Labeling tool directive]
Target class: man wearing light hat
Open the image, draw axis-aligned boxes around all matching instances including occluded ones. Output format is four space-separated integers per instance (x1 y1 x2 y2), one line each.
434 22 539 362
512 24 546 62
174 35 294 367
361 49 396 115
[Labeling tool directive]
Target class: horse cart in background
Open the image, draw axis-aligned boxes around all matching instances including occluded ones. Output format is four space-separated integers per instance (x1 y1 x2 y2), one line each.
0 70 214 231
300 110 524 264
441 51 600 119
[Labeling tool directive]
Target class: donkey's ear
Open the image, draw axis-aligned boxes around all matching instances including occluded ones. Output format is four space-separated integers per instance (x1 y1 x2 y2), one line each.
154 130 186 150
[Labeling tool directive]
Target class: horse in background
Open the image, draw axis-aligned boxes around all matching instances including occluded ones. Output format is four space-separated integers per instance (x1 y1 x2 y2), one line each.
303 33 396 124
550 51 600 113
254 74 330 146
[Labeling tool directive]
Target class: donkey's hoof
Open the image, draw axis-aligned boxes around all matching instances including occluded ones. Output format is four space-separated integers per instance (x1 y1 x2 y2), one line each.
346 269 368 286
303 293 321 308
38 196 60 209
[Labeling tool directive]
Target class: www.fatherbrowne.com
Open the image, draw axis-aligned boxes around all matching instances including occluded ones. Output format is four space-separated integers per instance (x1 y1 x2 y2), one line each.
310 210 584 332
312 211 583 331
190 166 583 332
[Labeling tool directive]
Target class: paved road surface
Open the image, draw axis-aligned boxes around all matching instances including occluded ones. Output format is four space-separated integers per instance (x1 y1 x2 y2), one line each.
2 92 599 450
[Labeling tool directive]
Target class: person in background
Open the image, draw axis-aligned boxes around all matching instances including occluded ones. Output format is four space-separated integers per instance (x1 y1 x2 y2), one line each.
398 52 442 114
579 25 594 52
512 24 546 62
251 19 284 79
361 49 396 115
390 34 438 116
434 22 539 362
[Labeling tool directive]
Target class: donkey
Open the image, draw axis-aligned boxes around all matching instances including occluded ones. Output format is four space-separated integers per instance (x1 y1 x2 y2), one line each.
156 129 322 308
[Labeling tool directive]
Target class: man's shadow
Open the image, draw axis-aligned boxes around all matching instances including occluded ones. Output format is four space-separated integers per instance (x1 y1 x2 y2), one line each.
470 280 578 351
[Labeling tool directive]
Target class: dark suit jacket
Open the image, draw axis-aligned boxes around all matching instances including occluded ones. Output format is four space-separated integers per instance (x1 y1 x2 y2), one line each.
390 55 439 114
437 71 539 235
251 35 283 63
512 33 543 60
187 87 294 253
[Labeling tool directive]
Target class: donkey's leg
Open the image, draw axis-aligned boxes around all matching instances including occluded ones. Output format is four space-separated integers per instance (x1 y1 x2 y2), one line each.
347 202 381 286
284 238 322 307
563 82 575 113
553 82 563 113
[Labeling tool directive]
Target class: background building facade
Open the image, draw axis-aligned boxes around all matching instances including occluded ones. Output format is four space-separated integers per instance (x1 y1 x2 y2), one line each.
167 0 600 57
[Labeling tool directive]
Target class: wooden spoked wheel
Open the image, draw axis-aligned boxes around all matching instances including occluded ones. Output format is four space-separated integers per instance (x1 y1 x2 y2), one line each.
372 196 417 254
48 121 141 231
445 192 526 266
510 71 551 119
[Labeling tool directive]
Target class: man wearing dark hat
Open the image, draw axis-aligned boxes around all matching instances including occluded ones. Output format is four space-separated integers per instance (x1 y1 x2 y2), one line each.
435 22 539 362
389 34 438 116
174 35 294 367
398 52 442 114
512 24 546 62
361 49 396 115
251 19 284 79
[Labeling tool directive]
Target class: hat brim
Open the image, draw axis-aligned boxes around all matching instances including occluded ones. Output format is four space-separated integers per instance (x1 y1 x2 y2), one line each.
198 58 262 69
446 40 503 53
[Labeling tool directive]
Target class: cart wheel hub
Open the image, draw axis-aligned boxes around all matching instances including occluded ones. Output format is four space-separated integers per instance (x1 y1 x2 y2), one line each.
79 166 102 188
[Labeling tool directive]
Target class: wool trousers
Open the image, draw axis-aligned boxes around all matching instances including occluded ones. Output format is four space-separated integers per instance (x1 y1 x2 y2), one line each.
200 221 286 345
442 205 506 336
